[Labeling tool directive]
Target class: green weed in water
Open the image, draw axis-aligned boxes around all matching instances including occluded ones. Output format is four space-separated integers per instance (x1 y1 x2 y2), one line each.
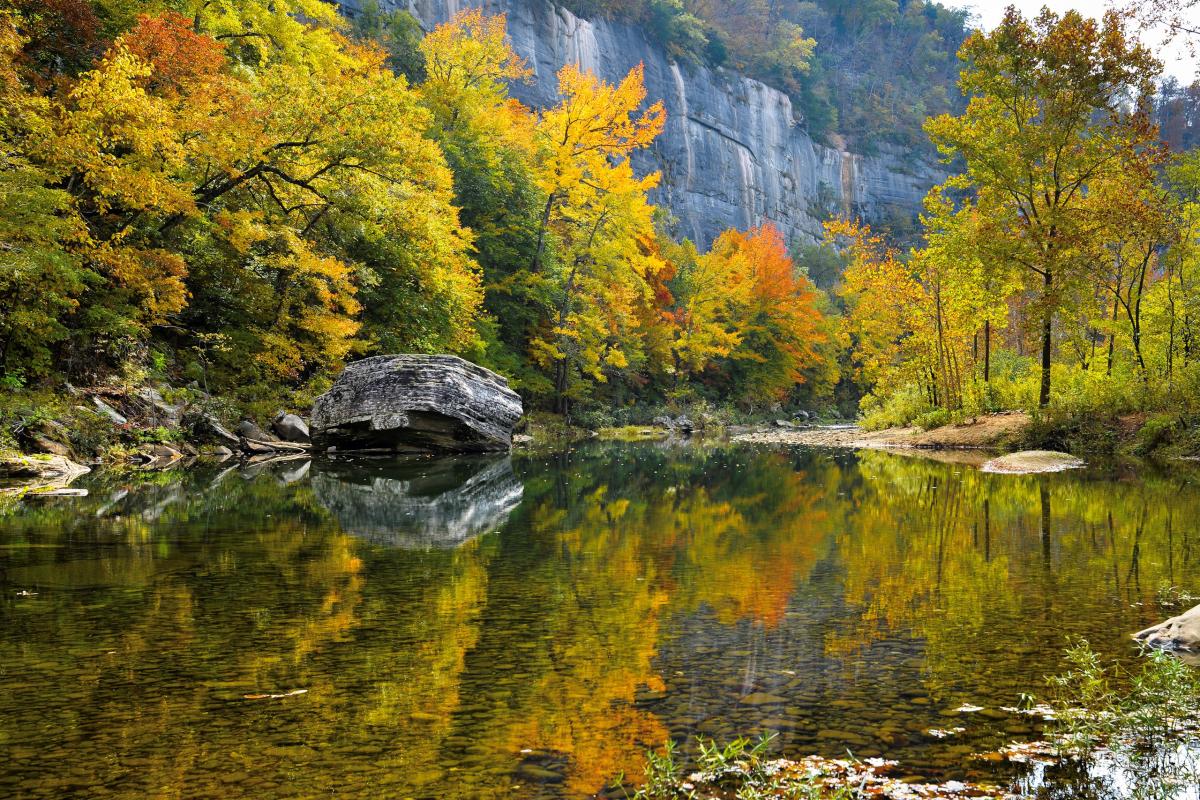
1048 637 1200 753
624 734 859 800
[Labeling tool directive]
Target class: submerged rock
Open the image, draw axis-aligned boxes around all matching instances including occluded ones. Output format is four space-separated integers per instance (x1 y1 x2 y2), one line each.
1134 604 1200 653
981 450 1084 475
312 455 523 549
311 355 523 453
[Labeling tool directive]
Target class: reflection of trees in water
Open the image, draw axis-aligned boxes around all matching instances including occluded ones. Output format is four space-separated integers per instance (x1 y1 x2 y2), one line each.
830 452 1200 695
410 445 845 798
4 449 1200 798
312 455 523 548
0 469 369 798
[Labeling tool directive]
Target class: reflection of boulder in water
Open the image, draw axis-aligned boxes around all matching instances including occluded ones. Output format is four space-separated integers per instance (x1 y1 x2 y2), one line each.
312 456 523 548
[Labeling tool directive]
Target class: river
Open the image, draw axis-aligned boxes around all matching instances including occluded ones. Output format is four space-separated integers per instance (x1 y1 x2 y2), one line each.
1 441 1197 798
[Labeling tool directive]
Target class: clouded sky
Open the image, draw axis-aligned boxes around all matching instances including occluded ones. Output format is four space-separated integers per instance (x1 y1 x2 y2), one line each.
966 0 1198 82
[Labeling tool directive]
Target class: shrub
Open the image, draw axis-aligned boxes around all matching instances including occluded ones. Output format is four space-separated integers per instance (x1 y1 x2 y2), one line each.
858 384 934 430
1133 413 1182 456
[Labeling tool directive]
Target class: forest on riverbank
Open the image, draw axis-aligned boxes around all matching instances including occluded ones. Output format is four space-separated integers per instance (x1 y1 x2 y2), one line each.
2 0 1200 459
0 0 835 430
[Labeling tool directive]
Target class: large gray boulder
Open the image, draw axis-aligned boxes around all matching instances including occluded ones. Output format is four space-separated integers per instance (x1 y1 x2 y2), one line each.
1134 604 1200 653
311 355 523 453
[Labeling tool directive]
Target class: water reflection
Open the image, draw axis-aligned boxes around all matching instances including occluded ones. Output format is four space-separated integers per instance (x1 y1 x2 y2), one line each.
0 445 1198 798
313 455 523 548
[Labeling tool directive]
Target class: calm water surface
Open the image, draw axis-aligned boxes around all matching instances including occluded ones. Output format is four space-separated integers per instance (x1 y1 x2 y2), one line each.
1 442 1198 799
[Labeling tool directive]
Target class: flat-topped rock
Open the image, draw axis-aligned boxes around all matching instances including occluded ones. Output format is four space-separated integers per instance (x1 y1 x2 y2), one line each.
311 355 523 453
0 454 90 482
981 450 1084 475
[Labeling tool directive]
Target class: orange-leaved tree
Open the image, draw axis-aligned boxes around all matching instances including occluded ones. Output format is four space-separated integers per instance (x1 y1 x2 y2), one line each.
707 224 833 403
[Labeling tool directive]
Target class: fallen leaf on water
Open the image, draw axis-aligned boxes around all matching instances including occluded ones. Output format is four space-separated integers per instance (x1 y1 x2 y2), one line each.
980 739 1060 765
1000 703 1056 719
927 727 966 739
242 689 308 700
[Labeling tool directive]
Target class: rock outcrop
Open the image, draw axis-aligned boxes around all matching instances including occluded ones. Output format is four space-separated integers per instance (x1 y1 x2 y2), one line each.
1134 604 1200 653
311 355 523 453
337 0 942 247
313 455 524 548
0 454 91 497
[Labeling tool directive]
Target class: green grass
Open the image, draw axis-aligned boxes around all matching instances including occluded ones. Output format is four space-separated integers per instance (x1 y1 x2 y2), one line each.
595 426 671 442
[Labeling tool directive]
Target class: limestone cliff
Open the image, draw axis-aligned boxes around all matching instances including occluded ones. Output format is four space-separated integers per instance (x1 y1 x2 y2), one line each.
338 0 943 246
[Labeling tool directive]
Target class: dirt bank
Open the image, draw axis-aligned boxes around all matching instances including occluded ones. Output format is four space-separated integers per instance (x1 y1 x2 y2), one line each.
733 411 1031 454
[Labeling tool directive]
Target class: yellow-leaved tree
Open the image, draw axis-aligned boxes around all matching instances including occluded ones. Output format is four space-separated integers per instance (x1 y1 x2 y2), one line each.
527 63 666 411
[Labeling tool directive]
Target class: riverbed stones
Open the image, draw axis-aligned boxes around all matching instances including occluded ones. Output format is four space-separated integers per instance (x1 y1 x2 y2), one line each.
1134 603 1200 652
980 450 1084 474
311 355 523 453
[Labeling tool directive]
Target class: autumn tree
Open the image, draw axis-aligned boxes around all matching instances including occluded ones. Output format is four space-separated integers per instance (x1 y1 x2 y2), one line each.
526 64 666 411
832 219 933 405
706 225 832 403
414 10 544 376
926 8 1161 407
0 13 91 377
531 63 664 274
1087 169 1179 380
661 234 751 386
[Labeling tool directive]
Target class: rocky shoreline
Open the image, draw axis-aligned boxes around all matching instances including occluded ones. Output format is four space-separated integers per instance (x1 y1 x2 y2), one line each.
731 411 1032 452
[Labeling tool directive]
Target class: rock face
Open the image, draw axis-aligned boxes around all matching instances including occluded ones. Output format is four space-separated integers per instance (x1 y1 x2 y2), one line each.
311 355 523 453
1134 604 1200 653
313 455 524 548
336 0 942 247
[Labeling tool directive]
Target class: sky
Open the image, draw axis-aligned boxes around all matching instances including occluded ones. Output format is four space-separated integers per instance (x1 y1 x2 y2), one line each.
967 0 1198 82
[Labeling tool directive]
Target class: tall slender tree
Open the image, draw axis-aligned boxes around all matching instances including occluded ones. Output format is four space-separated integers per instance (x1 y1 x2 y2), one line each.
926 8 1160 406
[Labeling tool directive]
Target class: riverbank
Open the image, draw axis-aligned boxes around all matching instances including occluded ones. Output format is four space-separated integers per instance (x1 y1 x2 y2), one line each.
733 409 1200 465
4 380 1199 494
733 411 1031 452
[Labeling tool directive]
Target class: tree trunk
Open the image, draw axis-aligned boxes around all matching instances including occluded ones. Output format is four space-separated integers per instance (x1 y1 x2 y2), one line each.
983 320 991 384
554 358 569 416
531 192 556 273
1039 273 1053 408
